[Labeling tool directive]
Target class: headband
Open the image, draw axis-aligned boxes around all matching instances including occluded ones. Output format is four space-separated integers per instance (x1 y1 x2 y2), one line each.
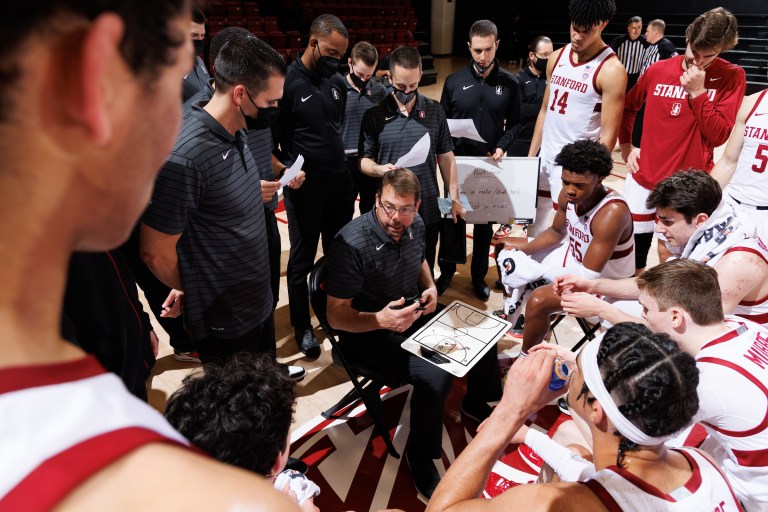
580 338 678 446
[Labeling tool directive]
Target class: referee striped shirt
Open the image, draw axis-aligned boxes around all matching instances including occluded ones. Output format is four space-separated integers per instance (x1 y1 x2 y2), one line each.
143 106 272 341
359 93 454 225
326 209 425 313
609 35 646 75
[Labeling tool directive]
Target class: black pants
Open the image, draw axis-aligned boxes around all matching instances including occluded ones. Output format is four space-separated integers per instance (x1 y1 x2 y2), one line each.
195 313 276 365
347 156 379 215
338 307 501 458
119 224 195 352
438 223 493 282
285 173 355 331
264 207 281 308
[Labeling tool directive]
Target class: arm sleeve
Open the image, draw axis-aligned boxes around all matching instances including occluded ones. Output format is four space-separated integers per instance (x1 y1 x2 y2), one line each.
142 155 204 235
618 69 650 145
324 238 366 300
688 67 747 147
525 429 597 482
496 79 523 152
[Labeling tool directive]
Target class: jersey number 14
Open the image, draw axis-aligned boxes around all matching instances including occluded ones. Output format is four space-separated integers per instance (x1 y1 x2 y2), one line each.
549 90 570 115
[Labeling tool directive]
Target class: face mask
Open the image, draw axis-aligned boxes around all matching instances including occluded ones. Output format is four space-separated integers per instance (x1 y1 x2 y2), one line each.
533 56 548 73
313 43 340 78
240 91 280 130
193 39 204 56
472 61 492 75
394 88 416 105
349 70 369 90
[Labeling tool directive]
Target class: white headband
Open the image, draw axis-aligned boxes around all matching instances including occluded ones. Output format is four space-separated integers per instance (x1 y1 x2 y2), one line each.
580 338 678 446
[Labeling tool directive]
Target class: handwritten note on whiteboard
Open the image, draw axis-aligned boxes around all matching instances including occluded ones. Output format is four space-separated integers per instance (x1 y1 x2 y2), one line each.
454 156 540 225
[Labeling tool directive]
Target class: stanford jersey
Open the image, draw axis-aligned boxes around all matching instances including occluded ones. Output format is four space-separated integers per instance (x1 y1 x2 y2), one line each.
728 89 768 207
540 44 616 198
0 356 189 510
696 317 768 510
620 55 746 190
582 447 744 511
562 189 634 279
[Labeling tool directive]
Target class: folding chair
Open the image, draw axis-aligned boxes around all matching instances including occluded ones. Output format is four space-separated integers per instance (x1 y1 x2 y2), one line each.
307 257 401 458
548 314 601 353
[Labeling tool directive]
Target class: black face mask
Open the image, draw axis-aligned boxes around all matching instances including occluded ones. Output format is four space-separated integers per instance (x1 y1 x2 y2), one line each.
241 91 280 130
193 39 204 56
472 60 493 75
533 56 548 74
349 70 369 90
394 88 416 105
313 43 340 78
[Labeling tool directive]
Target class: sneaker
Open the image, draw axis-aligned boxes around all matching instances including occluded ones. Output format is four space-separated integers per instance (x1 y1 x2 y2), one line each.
510 315 525 339
406 450 441 501
279 363 307 381
435 274 452 296
461 397 493 424
493 223 513 239
173 350 201 363
285 456 308 474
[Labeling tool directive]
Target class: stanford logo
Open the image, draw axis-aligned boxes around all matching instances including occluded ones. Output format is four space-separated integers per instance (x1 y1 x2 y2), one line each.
332 89 340 100
419 110 425 118
367 89 372 96
582 73 589 81
671 102 682 117
496 85 503 95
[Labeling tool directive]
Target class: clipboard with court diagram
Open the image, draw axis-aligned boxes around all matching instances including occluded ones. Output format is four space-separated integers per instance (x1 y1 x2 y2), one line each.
401 301 512 377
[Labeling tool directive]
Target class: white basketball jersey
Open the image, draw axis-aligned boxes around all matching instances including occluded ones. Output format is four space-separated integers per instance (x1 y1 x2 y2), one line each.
561 189 635 279
729 89 768 206
0 356 189 510
582 447 744 511
722 238 768 327
540 44 616 164
696 317 768 510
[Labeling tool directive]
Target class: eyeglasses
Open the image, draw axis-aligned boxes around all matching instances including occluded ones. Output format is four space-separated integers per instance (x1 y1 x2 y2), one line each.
535 52 551 59
378 199 417 217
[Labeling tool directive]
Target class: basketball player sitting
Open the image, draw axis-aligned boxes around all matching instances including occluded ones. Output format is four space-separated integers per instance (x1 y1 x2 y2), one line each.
428 323 744 511
494 138 634 354
556 170 768 329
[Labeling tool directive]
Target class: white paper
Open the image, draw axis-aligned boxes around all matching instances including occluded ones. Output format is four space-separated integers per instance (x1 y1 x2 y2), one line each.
279 154 304 186
447 118 486 143
437 194 474 215
394 133 430 169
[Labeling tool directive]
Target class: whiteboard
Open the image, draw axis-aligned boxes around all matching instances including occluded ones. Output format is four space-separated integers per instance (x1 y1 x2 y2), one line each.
455 156 540 225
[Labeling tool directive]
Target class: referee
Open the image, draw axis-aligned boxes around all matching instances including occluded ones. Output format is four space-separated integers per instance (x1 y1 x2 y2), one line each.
609 15 646 90
359 46 465 275
436 20 521 301
276 14 350 358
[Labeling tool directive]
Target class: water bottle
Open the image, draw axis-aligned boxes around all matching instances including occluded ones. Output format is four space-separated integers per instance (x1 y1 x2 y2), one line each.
549 357 573 391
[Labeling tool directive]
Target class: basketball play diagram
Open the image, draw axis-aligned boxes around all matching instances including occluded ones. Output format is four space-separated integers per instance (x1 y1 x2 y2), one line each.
402 301 512 376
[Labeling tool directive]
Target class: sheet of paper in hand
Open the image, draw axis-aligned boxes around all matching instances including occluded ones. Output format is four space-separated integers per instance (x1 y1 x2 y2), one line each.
401 301 511 377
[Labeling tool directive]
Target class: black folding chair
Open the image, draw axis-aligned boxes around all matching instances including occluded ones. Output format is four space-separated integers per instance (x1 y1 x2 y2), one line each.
548 314 601 353
307 256 401 458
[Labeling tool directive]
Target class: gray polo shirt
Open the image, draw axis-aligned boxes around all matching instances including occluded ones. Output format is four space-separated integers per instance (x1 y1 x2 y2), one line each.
326 209 425 314
341 76 389 154
143 106 272 341
360 93 454 225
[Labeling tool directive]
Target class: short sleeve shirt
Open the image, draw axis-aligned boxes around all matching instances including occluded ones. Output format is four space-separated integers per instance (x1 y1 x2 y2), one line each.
143 106 272 340
341 76 389 153
360 93 454 225
326 210 425 313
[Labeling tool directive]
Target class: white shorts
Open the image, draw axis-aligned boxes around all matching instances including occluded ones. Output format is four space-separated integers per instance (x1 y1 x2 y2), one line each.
624 172 655 234
541 158 563 208
726 192 768 243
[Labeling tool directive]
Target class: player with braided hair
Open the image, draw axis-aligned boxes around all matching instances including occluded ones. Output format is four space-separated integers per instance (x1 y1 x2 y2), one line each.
427 323 742 511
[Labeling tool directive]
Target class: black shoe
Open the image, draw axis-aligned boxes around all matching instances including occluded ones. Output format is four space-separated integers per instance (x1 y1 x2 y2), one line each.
296 328 321 359
472 279 490 301
285 456 308 474
435 274 452 296
278 363 307 381
460 397 493 423
495 279 503 290
406 450 441 501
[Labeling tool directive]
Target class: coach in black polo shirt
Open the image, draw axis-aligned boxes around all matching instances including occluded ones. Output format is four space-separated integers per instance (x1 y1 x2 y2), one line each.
341 41 388 214
141 36 300 375
436 20 521 301
276 14 350 358
326 169 501 499
360 46 465 275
